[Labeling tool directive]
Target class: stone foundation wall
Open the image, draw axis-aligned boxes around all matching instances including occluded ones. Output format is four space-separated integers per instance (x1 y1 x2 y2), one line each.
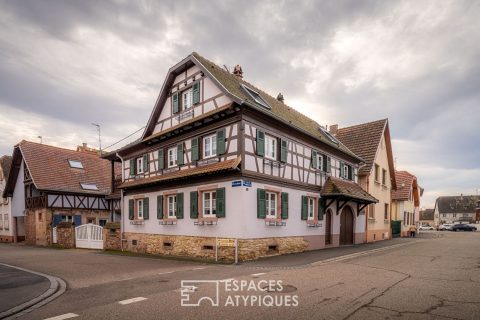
103 222 121 250
56 222 75 249
124 232 309 261
0 235 14 242
366 228 390 242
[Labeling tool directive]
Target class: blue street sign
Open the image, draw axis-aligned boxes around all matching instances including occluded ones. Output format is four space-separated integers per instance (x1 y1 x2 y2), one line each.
243 180 252 187
232 180 242 187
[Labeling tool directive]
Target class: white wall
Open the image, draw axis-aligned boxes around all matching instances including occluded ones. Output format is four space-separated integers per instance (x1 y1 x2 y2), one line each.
11 161 25 217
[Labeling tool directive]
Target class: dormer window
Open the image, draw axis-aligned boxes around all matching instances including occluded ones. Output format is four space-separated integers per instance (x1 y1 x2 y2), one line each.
80 183 98 191
320 127 339 145
68 160 83 169
241 84 270 109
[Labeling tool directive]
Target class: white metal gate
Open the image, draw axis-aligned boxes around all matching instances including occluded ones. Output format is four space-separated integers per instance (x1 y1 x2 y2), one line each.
52 227 58 244
75 224 104 249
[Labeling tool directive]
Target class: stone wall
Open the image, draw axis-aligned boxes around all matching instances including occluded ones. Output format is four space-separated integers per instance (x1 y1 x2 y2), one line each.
103 222 121 250
123 232 309 262
56 222 75 248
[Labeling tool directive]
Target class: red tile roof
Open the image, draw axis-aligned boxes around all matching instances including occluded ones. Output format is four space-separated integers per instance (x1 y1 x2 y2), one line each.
321 176 378 203
17 141 120 195
119 157 241 189
391 171 416 200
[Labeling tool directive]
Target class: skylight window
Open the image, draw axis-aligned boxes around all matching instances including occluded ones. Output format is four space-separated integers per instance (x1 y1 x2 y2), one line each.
241 84 270 109
80 183 98 191
320 127 339 145
68 160 84 169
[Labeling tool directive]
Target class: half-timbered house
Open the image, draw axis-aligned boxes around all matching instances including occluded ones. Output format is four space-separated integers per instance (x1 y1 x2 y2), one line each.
391 170 422 236
2 141 121 246
0 155 14 242
106 52 378 261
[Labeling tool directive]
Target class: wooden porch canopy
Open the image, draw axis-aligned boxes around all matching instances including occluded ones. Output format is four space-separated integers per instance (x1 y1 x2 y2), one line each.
321 177 378 216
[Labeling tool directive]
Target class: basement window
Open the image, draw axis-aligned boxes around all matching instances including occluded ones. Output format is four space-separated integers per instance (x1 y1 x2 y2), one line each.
202 245 214 251
80 183 98 191
241 84 270 109
68 160 84 169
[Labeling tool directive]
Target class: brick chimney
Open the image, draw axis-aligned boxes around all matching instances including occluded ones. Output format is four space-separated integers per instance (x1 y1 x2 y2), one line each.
329 124 338 135
76 143 98 154
276 93 284 103
232 64 243 78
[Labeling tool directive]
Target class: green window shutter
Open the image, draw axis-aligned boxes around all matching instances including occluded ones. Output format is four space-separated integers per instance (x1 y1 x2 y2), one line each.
128 199 134 220
327 157 331 173
257 188 266 218
172 92 179 114
256 130 265 156
216 188 226 217
192 81 200 104
158 149 164 170
143 154 149 172
191 137 199 161
157 195 163 219
280 139 287 162
340 161 345 178
190 191 198 219
129 159 135 176
177 143 184 165
311 150 318 169
216 128 226 155
301 196 308 220
143 197 149 220
176 193 184 219
353 167 357 181
318 199 325 221
322 154 328 172
281 192 289 219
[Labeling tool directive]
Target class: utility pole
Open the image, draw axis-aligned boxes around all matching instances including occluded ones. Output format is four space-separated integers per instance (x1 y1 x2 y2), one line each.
91 123 102 153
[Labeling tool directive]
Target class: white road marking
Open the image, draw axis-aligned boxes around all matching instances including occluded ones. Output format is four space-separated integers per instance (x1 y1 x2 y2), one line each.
192 267 207 270
158 271 175 275
220 278 235 282
118 297 148 305
251 272 266 277
43 313 79 320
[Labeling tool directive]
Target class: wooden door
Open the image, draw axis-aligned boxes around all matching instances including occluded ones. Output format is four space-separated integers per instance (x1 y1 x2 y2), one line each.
325 210 332 245
340 206 354 245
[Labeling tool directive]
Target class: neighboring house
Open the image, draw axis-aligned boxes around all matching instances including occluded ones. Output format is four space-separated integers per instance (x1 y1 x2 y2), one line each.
332 119 397 242
391 171 421 236
2 141 121 246
419 209 434 226
104 52 377 261
0 155 14 242
433 195 479 226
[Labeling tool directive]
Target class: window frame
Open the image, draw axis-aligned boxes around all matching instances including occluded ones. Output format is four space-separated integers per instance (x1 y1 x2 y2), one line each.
382 169 387 185
307 197 315 220
265 135 277 160
167 195 177 218
167 147 177 168
182 87 193 110
384 203 389 220
342 164 349 179
136 157 144 174
374 164 380 182
316 153 323 170
202 190 217 217
68 160 84 169
61 215 73 222
137 199 144 220
80 183 98 191
3 214 7 230
203 134 217 159
266 191 278 219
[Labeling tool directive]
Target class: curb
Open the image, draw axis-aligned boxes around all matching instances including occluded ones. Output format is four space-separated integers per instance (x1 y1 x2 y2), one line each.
0 263 67 320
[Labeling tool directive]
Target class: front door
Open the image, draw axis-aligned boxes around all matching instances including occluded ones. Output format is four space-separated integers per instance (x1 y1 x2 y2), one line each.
340 206 354 245
325 210 332 245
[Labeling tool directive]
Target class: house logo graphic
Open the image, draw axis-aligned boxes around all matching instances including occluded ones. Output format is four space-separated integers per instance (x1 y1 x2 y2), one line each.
180 280 220 307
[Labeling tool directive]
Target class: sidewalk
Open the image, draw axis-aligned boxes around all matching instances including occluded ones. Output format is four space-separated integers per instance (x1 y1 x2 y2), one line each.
243 237 420 268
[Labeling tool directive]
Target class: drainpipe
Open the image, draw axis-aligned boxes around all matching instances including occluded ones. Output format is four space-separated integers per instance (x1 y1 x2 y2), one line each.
365 178 369 243
116 152 126 251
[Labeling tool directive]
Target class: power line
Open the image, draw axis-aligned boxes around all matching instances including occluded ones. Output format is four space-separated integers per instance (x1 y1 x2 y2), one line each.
103 126 146 151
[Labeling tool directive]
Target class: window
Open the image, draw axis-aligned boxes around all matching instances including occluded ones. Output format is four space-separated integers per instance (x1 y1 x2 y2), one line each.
168 147 177 168
320 127 339 144
384 203 389 220
0 215 3 229
137 199 144 220
99 219 107 227
266 192 277 218
3 214 8 230
241 84 270 109
80 183 98 190
87 218 95 224
368 204 375 219
382 169 387 185
137 157 144 174
308 198 315 220
182 88 193 109
62 215 73 222
203 134 217 158
315 153 323 170
203 191 217 217
38 212 42 221
168 195 177 218
342 164 349 179
68 160 83 169
374 164 379 182
265 135 277 160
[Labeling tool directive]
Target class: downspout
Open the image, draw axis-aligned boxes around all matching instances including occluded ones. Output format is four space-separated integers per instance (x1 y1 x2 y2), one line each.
365 178 369 243
116 152 126 251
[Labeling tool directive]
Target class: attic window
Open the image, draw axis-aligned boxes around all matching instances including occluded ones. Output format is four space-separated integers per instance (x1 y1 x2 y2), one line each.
80 183 98 191
319 127 339 145
68 160 84 169
241 84 270 109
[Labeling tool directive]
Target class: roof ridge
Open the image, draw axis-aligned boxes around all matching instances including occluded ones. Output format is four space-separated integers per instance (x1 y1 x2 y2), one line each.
19 140 102 158
337 118 388 131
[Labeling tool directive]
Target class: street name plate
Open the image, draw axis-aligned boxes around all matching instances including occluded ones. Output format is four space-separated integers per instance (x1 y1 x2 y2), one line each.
217 238 236 247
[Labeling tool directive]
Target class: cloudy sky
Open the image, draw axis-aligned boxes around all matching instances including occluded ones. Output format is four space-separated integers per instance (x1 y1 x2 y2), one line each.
0 0 479 207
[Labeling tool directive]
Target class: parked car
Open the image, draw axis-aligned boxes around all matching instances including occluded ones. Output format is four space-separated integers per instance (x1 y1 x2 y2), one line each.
419 225 434 230
438 224 453 231
450 224 477 232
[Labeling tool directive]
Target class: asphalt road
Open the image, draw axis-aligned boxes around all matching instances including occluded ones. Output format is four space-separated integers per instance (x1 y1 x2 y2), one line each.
0 231 479 320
